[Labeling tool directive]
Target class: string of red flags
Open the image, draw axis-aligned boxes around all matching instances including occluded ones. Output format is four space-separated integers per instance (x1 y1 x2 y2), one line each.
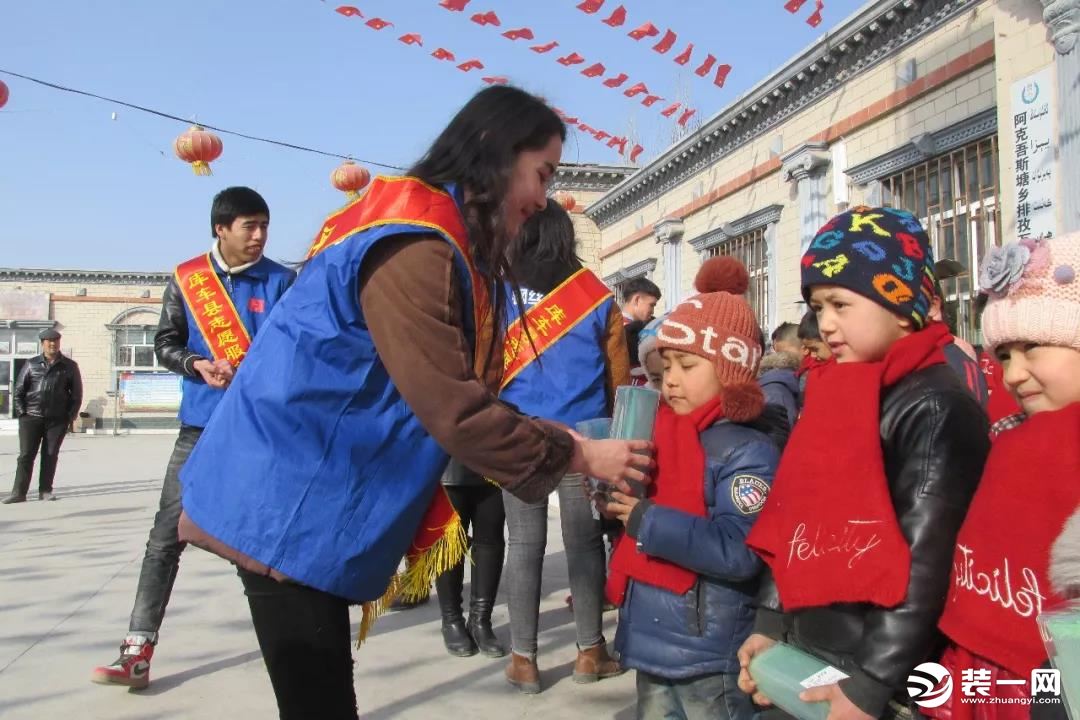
328 5 640 160
785 0 825 28
573 0 732 90
435 0 700 125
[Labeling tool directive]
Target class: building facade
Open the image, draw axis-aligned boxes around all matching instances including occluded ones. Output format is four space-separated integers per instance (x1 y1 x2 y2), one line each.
585 0 1071 347
0 269 173 430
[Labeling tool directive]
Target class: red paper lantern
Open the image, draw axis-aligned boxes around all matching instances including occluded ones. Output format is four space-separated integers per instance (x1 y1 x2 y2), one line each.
555 192 577 212
331 161 371 199
0 81 8 110
173 125 223 176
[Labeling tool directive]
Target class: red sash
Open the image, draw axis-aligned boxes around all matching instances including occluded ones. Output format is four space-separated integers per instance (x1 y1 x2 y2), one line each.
306 175 490 644
174 254 252 365
501 268 612 390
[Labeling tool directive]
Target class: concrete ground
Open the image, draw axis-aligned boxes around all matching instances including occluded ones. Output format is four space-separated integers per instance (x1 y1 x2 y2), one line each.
0 433 636 719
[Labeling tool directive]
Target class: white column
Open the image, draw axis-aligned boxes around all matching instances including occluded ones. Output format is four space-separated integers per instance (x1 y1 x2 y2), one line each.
1041 0 1080 232
781 142 832 254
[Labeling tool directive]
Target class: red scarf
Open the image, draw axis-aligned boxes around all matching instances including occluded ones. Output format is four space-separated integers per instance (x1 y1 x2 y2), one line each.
606 396 726 605
938 403 1080 676
747 323 951 609
795 355 830 378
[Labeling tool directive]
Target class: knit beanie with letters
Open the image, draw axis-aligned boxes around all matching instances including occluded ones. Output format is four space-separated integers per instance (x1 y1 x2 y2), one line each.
656 256 764 421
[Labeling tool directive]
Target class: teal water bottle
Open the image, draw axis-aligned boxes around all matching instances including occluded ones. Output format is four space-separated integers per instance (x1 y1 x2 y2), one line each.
749 643 848 720
609 386 660 498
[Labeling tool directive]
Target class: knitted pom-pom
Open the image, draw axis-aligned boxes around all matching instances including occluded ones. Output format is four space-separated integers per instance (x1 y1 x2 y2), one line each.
721 381 765 423
695 256 750 295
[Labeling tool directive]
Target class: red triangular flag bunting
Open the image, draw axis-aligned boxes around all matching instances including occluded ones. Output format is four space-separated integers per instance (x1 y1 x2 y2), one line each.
808 1 824 27
661 102 681 117
335 6 362 17
694 53 717 77
623 82 649 97
673 43 694 66
531 40 559 53
594 130 611 141
482 76 509 85
502 27 534 41
678 108 697 126
603 73 629 88
630 145 644 162
439 0 470 10
577 0 604 13
628 22 660 40
366 18 392 29
608 137 628 154
714 64 732 88
557 52 586 66
602 6 627 27
471 11 501 26
653 30 677 54
581 63 606 78
432 48 456 61
578 124 597 136
642 95 664 107
398 33 423 46
457 59 484 72
785 0 809 11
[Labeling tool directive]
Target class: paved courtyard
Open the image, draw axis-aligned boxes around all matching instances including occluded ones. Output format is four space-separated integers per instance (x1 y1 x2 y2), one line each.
0 432 635 719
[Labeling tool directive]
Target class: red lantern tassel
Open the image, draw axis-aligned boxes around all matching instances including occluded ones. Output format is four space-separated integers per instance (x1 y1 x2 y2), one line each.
191 161 213 176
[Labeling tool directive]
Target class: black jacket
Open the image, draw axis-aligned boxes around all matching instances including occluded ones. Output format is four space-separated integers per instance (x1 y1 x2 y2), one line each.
154 278 206 378
14 354 83 422
754 365 990 719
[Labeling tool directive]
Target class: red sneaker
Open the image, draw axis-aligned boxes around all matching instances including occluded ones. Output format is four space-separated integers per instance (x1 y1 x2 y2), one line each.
90 636 154 689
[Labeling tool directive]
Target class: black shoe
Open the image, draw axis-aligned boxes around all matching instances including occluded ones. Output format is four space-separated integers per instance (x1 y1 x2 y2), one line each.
441 617 478 657
466 614 506 658
39 492 56 501
468 542 507 658
1 494 26 505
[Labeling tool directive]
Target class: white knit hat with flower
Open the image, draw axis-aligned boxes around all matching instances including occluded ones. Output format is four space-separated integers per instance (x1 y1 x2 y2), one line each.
980 232 1080 350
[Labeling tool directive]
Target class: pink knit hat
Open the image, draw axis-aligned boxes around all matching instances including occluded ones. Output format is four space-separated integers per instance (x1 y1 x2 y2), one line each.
980 233 1080 351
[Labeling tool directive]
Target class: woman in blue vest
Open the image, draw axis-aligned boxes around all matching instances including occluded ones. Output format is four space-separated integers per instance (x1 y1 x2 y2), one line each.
176 86 652 720
499 200 631 694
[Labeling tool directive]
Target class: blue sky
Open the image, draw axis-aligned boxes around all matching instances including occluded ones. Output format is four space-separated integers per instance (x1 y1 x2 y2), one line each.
1 0 867 270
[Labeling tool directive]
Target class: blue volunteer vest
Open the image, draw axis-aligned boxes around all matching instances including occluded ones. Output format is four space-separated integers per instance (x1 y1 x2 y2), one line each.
499 280 615 426
179 178 484 602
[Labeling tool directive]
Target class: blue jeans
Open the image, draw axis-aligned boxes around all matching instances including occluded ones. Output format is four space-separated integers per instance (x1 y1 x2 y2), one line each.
636 670 752 720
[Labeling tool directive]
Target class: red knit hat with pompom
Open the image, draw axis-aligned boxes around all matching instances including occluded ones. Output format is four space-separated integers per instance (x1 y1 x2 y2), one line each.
657 256 764 421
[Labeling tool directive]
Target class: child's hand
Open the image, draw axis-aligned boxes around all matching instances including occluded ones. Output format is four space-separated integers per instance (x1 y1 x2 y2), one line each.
799 683 874 720
603 491 639 524
736 633 777 706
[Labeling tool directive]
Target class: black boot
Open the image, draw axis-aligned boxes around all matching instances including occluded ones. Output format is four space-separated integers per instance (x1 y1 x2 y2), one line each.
467 542 507 658
435 561 477 657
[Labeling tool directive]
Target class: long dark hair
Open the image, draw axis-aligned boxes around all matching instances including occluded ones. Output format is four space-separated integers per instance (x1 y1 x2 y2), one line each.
409 86 566 372
508 199 583 294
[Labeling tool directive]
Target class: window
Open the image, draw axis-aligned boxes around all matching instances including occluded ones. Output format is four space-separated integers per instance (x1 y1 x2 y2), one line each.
702 227 769 333
114 328 161 370
881 136 1001 344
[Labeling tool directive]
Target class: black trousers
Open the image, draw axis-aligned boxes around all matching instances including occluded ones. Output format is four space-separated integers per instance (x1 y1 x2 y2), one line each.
11 415 68 496
444 483 506 546
238 569 358 720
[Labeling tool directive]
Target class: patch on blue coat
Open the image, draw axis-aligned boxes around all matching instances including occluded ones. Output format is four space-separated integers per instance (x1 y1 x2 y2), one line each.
731 475 769 515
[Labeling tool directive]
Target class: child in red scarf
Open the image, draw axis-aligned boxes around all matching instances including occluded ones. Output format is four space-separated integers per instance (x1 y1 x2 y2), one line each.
927 233 1080 720
602 264 784 720
738 207 990 720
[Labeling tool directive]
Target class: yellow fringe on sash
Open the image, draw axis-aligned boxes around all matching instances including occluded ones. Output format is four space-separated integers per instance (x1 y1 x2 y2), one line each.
356 514 469 647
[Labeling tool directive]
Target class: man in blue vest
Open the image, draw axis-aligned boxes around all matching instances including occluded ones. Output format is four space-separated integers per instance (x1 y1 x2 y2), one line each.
90 187 295 690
